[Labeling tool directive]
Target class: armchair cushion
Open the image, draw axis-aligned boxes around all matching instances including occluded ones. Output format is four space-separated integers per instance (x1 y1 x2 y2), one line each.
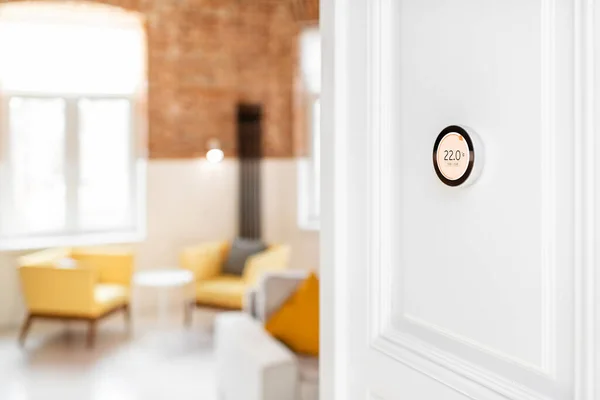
181 241 229 281
93 284 129 317
243 245 291 287
223 237 267 276
71 247 134 286
196 275 246 309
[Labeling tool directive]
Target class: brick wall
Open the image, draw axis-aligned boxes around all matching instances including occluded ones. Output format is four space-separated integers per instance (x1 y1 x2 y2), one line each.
290 0 319 22
2 0 300 158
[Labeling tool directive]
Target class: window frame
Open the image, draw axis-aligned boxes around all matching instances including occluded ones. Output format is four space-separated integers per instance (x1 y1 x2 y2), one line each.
297 26 321 231
0 89 146 251
298 92 321 231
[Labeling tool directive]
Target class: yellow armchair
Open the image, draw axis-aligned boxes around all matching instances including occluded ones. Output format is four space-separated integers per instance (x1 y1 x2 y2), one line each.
180 240 290 323
18 246 134 348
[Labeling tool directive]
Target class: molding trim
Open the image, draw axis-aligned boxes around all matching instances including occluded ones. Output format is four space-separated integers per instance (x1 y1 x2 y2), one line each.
320 0 350 397
540 0 559 378
367 0 394 345
573 0 596 399
402 313 549 373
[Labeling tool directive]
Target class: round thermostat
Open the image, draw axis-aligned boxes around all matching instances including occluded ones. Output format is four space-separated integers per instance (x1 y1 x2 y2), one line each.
433 125 483 187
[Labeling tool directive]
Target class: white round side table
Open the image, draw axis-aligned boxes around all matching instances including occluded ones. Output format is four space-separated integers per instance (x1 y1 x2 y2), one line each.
134 269 194 326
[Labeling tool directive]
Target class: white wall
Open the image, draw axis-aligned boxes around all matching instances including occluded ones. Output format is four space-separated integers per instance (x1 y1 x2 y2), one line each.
0 252 22 329
0 158 319 328
136 159 239 269
262 159 320 270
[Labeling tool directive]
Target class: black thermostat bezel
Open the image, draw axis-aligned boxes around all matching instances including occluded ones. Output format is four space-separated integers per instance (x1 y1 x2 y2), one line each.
433 125 475 187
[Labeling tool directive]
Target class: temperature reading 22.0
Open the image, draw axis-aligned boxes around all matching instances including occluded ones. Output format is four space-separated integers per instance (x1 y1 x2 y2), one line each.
435 132 471 181
443 150 466 161
433 125 483 187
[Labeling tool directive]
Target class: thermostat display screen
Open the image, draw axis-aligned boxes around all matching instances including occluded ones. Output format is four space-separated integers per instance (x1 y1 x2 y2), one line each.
433 125 481 187
436 133 470 181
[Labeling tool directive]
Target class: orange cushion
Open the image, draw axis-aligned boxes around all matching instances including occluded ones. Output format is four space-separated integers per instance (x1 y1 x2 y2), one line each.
266 272 319 356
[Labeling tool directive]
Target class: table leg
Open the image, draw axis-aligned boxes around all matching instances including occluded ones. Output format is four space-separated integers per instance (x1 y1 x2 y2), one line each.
157 287 170 327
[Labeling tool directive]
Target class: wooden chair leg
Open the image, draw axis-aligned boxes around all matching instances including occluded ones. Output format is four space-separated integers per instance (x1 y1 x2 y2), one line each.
184 301 194 328
18 314 34 346
123 304 131 332
87 319 97 349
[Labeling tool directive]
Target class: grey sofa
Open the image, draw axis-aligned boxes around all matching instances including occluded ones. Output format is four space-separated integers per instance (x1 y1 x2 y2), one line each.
215 270 319 400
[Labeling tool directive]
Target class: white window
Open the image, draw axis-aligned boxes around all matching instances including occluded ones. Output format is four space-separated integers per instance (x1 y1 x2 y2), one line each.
0 3 147 250
298 27 321 230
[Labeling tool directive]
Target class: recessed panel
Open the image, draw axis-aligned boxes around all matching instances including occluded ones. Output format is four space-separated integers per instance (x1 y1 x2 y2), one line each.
389 0 566 372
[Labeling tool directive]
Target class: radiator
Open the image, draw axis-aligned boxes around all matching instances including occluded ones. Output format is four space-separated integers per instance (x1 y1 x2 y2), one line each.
237 104 263 239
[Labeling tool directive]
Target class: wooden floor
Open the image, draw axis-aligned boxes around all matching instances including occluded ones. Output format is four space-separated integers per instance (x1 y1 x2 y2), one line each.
0 312 219 400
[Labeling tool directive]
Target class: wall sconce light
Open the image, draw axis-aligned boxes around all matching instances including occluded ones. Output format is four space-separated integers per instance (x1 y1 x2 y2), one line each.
206 138 224 164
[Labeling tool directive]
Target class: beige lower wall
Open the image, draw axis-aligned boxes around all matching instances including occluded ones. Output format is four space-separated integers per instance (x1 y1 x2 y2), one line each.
0 253 22 328
0 159 319 328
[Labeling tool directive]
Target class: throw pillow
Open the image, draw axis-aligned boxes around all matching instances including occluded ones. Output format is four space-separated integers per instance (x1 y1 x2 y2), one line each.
265 272 319 356
222 237 267 276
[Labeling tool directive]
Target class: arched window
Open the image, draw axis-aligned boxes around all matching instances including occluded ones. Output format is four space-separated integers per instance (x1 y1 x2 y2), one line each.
0 2 147 249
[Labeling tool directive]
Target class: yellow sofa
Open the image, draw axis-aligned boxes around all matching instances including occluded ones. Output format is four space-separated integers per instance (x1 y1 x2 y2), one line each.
180 241 290 322
18 246 134 348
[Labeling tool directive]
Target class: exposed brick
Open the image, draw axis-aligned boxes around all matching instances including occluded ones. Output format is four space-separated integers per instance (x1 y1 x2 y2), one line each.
3 0 304 158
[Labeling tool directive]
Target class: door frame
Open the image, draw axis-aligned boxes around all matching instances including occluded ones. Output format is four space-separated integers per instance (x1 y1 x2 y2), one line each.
320 0 352 398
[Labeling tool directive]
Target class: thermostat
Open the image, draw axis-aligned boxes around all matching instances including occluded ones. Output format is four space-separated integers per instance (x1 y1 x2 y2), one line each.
433 125 483 187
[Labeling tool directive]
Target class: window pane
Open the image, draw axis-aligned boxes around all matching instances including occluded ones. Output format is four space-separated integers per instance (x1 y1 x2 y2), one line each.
7 97 66 235
0 4 145 95
300 28 321 94
78 99 132 230
311 98 321 218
